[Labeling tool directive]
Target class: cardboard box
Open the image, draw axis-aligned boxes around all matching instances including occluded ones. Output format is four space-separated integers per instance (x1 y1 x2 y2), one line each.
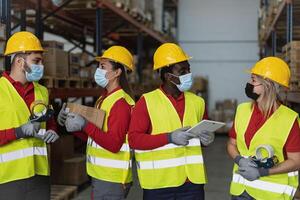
0 41 5 55
190 76 208 93
51 155 88 185
0 25 6 40
79 67 91 78
43 48 69 77
70 65 80 78
51 135 74 161
0 56 4 71
69 53 81 66
63 155 88 185
67 103 105 129
42 41 64 50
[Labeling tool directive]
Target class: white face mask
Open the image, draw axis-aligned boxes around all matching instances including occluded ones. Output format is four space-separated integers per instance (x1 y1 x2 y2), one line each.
94 68 109 88
169 73 193 92
25 64 44 82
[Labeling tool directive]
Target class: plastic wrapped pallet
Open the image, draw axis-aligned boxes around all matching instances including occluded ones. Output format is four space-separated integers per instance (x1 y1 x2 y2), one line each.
153 0 163 32
130 0 145 18
0 24 6 40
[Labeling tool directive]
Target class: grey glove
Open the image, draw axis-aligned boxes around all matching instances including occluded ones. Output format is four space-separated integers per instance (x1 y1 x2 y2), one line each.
199 131 215 146
168 126 195 146
65 113 86 132
57 103 68 126
237 166 269 181
234 155 257 168
43 130 60 143
15 122 41 139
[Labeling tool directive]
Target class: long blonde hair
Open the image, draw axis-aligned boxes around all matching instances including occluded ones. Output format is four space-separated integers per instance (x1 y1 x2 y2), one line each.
255 75 281 118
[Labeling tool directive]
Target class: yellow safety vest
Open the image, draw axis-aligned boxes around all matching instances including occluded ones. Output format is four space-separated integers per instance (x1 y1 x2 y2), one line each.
86 89 135 184
0 77 49 184
230 102 299 200
134 89 207 189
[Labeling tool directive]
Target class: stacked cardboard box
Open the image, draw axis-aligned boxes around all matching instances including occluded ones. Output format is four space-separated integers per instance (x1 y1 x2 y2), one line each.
69 53 81 78
258 0 283 42
190 76 208 104
43 41 69 77
282 41 300 91
0 24 6 72
51 135 88 185
210 99 237 134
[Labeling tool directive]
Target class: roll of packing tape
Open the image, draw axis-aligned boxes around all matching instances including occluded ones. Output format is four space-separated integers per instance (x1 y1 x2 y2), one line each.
255 144 275 160
30 100 47 118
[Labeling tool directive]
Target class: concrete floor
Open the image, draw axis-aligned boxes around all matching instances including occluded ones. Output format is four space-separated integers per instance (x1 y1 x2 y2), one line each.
74 135 233 200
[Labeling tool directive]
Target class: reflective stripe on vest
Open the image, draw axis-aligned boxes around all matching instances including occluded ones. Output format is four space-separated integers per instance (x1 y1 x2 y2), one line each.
137 155 203 170
135 138 201 153
232 174 297 197
0 146 47 163
230 102 298 199
87 137 130 153
0 77 49 184
86 89 134 184
135 89 206 189
87 155 132 169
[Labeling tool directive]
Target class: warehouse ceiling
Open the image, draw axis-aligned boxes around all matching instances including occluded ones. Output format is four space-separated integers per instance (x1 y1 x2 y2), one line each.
11 0 177 51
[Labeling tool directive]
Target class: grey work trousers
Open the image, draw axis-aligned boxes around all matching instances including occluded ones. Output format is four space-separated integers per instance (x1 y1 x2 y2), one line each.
92 178 130 200
0 175 50 200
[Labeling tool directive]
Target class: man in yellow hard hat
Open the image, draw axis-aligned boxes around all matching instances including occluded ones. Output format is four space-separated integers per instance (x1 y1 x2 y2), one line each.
128 43 214 199
0 31 59 200
227 57 300 200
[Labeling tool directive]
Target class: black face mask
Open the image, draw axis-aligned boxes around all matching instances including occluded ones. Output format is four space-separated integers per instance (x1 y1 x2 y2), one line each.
245 83 260 101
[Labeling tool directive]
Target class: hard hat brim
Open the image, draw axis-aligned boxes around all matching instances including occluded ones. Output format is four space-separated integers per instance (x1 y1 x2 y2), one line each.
154 56 192 70
4 49 46 56
245 69 289 88
95 56 133 71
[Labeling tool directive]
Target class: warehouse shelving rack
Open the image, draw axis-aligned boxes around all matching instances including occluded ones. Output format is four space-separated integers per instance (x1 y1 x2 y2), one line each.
1 0 178 99
259 0 300 105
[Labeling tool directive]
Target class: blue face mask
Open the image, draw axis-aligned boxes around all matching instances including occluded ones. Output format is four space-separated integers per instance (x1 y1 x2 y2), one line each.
94 68 109 88
25 64 44 82
169 73 193 92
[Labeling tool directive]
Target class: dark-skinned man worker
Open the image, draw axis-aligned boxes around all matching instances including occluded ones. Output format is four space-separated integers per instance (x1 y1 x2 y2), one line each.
0 31 59 200
128 43 214 200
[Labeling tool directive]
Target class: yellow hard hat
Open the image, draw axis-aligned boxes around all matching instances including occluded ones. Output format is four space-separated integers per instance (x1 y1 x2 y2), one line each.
95 46 134 71
249 56 290 88
4 31 44 56
153 43 191 70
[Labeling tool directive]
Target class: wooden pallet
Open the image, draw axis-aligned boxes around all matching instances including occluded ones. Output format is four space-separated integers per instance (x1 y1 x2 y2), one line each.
282 41 300 53
81 78 93 88
68 77 81 89
51 185 77 200
283 50 300 63
40 76 82 88
289 80 300 91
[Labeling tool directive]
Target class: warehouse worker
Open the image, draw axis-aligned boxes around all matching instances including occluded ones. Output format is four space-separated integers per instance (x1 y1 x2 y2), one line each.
128 43 214 200
227 57 300 200
58 46 135 200
0 31 59 200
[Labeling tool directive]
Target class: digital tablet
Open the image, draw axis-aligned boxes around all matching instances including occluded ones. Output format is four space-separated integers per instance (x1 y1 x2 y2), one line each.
187 120 226 136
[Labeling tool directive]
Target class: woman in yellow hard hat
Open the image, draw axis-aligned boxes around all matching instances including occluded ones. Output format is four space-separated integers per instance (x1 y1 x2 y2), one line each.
128 43 214 200
0 31 59 200
227 57 300 200
57 46 135 199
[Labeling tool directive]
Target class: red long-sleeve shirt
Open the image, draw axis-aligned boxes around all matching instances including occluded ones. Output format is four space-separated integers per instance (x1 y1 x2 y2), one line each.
128 87 208 150
229 103 300 153
78 87 132 153
0 72 57 146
